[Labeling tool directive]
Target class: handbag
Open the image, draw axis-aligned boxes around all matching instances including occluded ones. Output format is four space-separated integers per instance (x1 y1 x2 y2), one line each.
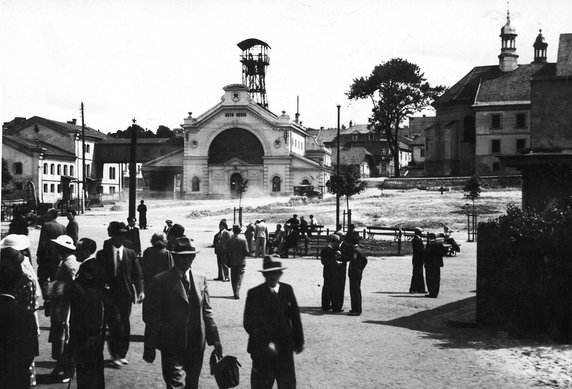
209 350 241 389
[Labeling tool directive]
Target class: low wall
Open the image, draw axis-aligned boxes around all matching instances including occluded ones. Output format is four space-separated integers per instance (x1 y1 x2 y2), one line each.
368 175 522 190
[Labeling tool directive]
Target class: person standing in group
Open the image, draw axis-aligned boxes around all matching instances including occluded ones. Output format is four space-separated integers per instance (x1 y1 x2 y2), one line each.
226 224 249 299
254 219 269 258
36 208 66 309
320 234 346 312
308 215 318 237
0 247 39 389
143 237 223 389
245 223 255 255
244 256 304 389
141 233 173 295
126 217 142 257
8 207 29 236
163 219 173 235
347 239 368 316
286 214 300 233
96 221 144 367
70 237 106 389
48 235 79 383
137 200 148 230
409 227 427 294
166 223 185 251
213 220 230 282
66 209 79 244
424 233 447 298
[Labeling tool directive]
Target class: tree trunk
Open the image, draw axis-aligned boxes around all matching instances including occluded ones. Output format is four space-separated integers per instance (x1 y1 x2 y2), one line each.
393 148 400 177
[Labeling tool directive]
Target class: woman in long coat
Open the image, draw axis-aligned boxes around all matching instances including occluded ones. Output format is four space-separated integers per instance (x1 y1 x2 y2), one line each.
48 235 79 383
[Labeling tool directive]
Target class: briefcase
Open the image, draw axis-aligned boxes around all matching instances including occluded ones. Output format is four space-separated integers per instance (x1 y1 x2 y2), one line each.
209 350 241 389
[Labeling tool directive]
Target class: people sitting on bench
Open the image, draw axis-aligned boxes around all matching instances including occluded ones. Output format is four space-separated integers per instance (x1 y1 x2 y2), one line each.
440 226 460 253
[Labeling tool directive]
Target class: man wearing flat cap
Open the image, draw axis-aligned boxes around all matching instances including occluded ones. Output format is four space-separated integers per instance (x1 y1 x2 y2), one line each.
244 255 304 389
97 221 144 367
144 237 222 389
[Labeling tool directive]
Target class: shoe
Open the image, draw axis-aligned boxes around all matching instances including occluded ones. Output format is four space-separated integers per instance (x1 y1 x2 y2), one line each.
234 295 240 300
61 377 71 383
111 359 123 368
213 277 223 281
347 312 361 316
119 358 129 365
321 307 331 311
223 278 230 282
332 309 344 313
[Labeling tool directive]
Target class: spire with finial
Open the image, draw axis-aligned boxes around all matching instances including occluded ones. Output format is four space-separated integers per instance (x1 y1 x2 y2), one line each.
499 3 519 72
533 29 548 63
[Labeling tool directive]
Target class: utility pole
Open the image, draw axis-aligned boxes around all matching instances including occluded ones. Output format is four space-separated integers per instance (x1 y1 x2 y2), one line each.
336 104 341 231
80 103 86 214
129 119 138 220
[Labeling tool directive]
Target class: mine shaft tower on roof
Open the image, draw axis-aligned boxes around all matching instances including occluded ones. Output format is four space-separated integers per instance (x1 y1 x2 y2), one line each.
238 38 270 108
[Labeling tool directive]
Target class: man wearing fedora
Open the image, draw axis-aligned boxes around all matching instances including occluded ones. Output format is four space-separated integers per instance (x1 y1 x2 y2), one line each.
97 221 144 367
226 224 250 299
143 237 222 389
244 255 304 389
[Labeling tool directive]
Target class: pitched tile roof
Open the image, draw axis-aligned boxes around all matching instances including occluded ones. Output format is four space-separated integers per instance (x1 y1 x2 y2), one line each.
3 135 76 159
5 116 108 140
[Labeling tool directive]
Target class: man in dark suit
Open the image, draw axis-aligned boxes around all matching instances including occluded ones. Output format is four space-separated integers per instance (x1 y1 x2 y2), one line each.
143 237 222 389
409 227 427 294
424 233 447 298
212 219 230 281
0 247 39 389
126 217 142 257
97 221 144 367
244 256 304 389
347 241 368 316
36 208 66 305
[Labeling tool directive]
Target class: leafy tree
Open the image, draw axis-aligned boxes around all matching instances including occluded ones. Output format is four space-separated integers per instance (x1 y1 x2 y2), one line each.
464 174 482 205
347 58 446 177
107 125 156 139
326 165 367 211
2 158 13 186
156 125 175 138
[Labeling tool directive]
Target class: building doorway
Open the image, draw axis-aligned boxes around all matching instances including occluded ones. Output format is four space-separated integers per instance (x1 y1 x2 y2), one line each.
230 172 243 198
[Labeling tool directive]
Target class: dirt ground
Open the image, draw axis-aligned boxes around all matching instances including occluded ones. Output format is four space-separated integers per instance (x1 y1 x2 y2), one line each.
11 188 572 388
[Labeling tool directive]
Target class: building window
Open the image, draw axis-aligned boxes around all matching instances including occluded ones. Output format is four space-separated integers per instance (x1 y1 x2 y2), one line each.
97 186 103 194
463 115 476 142
492 162 501 171
516 139 526 152
14 162 23 175
352 134 359 142
420 148 425 158
191 176 200 192
110 186 116 194
491 139 501 153
491 114 502 130
44 163 48 174
86 144 91 153
64 165 68 175
516 113 527 129
44 184 48 193
57 184 61 193
70 184 74 193
50 164 55 175
86 164 91 178
109 167 116 180
272 176 281 192
369 133 375 141
50 184 55 193
70 166 74 176
57 164 62 175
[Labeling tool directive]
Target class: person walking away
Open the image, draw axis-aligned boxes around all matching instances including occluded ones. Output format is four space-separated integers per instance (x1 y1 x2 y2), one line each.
226 224 249 299
48 235 79 383
409 227 427 294
143 237 223 389
254 219 269 258
320 234 344 312
141 233 173 320
96 221 144 367
70 237 106 389
424 233 447 298
66 208 79 244
213 220 230 281
244 256 304 389
137 200 148 230
0 247 39 389
126 217 142 257
245 223 255 255
36 208 66 312
347 239 368 316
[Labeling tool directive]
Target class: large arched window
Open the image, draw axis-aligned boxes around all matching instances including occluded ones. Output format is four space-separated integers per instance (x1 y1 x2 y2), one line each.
63 165 68 175
70 165 74 177
57 164 61 175
208 128 264 164
272 176 281 192
191 176 200 192
301 179 310 185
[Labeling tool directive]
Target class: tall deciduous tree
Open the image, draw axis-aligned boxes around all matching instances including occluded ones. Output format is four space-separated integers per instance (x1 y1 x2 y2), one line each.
347 58 445 177
326 165 367 211
2 158 13 186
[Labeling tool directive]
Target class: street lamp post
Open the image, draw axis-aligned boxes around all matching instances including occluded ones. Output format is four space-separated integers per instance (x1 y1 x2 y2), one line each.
336 104 341 231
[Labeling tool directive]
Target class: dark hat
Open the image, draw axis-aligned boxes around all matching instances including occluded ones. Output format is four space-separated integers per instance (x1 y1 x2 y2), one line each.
166 219 173 224
170 237 200 255
108 221 128 234
258 255 287 273
232 224 242 233
428 233 437 240
169 223 185 237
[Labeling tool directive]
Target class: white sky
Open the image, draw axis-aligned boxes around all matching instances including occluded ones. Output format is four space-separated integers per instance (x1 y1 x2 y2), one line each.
1 0 571 133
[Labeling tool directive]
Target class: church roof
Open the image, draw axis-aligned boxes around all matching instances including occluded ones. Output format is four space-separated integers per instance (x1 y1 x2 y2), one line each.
433 62 556 108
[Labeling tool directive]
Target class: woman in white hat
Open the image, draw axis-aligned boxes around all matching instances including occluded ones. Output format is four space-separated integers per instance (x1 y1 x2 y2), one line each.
47 234 79 383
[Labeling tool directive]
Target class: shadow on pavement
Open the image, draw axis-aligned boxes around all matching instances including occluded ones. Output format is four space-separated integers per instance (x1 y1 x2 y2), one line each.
299 306 331 316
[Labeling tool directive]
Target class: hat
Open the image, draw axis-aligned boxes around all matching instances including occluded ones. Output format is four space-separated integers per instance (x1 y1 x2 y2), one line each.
232 224 242 233
0 247 24 265
258 255 287 273
328 234 341 242
51 235 76 251
171 237 200 255
0 234 30 251
108 221 128 234
166 219 173 224
414 227 423 234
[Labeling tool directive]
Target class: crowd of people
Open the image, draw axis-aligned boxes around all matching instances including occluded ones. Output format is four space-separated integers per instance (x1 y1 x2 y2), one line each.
1 209 306 388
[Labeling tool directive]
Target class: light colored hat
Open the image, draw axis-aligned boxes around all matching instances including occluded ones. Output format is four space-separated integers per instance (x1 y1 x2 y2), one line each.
51 235 76 251
0 234 30 251
414 227 423 233
258 255 287 273
170 237 200 255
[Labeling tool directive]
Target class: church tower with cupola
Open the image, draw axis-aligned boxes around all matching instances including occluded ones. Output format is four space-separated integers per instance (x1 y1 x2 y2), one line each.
533 29 548 63
499 9 519 72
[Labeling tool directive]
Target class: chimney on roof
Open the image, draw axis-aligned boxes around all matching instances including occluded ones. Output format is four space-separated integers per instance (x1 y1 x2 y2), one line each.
68 118 77 125
556 34 572 77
